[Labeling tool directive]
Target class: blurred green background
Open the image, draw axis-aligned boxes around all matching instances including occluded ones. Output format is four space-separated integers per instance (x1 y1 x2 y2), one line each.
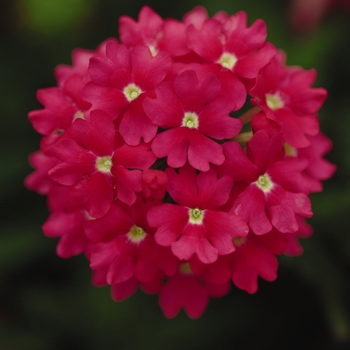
1 0 350 349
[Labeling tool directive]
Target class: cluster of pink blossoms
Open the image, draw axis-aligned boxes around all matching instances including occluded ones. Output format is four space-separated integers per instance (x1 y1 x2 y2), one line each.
26 6 335 318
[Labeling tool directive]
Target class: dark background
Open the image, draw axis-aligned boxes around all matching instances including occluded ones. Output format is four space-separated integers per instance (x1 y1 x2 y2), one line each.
1 0 350 349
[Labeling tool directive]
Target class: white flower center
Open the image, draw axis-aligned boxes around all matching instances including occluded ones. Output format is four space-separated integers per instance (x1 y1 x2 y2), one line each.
96 156 113 173
265 93 284 110
255 173 273 192
217 52 238 70
73 110 85 121
123 83 142 102
188 208 204 224
127 225 146 243
148 45 158 57
182 112 199 129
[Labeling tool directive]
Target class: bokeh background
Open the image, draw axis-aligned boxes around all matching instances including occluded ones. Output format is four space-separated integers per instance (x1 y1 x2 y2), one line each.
1 0 350 349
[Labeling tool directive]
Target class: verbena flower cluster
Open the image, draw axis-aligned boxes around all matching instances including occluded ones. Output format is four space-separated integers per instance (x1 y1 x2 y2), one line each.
26 6 335 318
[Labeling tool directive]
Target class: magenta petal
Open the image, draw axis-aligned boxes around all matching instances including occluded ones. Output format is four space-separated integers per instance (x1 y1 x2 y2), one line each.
119 6 163 47
28 88 75 134
152 128 189 168
159 274 209 319
301 133 336 180
90 240 117 269
267 187 312 233
193 255 231 284
231 257 258 294
204 210 248 255
268 202 298 233
292 87 327 115
165 165 198 208
107 252 134 284
148 204 188 246
160 20 190 56
224 17 267 52
220 141 257 182
111 277 138 301
55 228 86 258
131 46 171 90
233 184 272 235
84 201 133 241
188 130 225 171
50 138 95 164
71 110 115 156
299 114 320 137
104 41 132 83
35 87 68 109
173 71 221 112
183 6 208 28
82 82 128 120
187 19 223 62
231 239 278 294
25 152 58 194
119 98 158 145
49 162 94 186
42 211 86 258
286 192 313 218
28 108 70 135
247 130 284 173
197 169 233 208
171 224 218 263
269 157 310 193
88 55 129 88
135 237 177 282
255 252 279 284
74 171 114 218
274 109 311 148
234 42 277 79
113 167 142 206
199 104 242 140
113 142 155 170
143 82 183 128
217 70 246 111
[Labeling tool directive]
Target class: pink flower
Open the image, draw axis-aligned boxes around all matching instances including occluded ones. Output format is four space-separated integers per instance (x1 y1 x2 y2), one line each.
189 228 288 293
49 109 156 217
147 164 248 264
86 197 177 284
28 79 90 140
82 39 172 146
229 230 288 293
186 11 277 81
144 70 245 171
28 43 107 153
250 51 327 147
142 263 230 318
218 131 313 234
119 6 190 57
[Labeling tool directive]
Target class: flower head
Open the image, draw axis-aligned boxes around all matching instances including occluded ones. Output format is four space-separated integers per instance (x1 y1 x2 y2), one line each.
26 5 334 319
